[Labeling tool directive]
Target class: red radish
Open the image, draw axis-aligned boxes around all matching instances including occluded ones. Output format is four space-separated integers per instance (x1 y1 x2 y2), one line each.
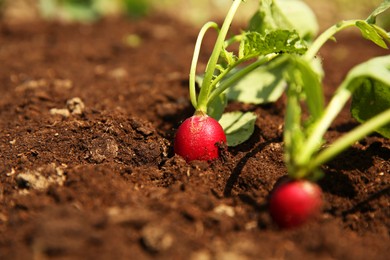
269 179 322 229
174 114 226 162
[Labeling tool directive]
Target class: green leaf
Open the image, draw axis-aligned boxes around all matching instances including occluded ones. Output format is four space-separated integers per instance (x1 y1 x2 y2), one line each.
123 0 150 18
38 0 58 19
221 49 237 66
351 80 390 137
219 111 257 147
356 21 389 49
208 92 227 121
285 55 324 121
226 59 286 104
347 55 390 138
62 0 98 22
247 10 265 33
248 0 318 41
366 0 390 24
240 30 307 59
343 55 390 92
248 0 286 33
273 0 319 41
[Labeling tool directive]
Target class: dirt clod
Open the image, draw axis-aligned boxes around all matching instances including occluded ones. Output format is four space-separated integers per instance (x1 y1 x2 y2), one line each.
141 223 174 253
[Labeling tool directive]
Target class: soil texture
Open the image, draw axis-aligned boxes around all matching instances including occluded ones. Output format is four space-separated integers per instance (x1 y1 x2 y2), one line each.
0 15 389 259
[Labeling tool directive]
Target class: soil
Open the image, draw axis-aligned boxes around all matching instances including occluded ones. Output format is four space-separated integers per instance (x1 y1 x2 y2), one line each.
0 14 389 260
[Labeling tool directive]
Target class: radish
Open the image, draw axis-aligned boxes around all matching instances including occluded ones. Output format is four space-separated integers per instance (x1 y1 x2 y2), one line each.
174 115 226 162
271 2 390 229
269 179 322 229
173 0 240 162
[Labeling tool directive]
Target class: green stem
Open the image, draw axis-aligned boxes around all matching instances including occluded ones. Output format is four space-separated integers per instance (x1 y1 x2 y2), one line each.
189 21 219 108
306 108 390 173
205 58 251 100
207 53 279 104
284 81 303 177
196 0 242 113
304 20 358 61
207 51 277 98
296 86 352 165
296 19 361 164
224 34 243 48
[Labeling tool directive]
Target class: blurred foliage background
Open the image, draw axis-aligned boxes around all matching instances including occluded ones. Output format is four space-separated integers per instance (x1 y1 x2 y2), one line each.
0 0 388 29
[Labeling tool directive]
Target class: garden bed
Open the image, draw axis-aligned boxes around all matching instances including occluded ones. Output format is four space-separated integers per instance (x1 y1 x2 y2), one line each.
0 15 389 259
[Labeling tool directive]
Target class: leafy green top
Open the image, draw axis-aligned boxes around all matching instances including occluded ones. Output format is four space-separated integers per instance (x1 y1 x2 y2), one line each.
189 0 390 178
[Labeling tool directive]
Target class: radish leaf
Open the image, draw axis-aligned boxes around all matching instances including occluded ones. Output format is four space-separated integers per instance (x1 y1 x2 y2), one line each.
226 59 286 104
355 21 389 49
366 0 390 24
348 55 390 138
248 0 318 41
208 92 227 121
351 81 390 137
219 111 257 146
357 0 390 49
240 30 307 59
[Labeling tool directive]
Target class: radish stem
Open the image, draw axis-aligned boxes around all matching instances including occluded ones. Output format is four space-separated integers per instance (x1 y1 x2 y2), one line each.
189 22 219 108
196 0 242 113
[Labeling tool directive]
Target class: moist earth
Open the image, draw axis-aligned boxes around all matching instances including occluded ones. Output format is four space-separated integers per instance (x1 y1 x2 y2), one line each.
0 15 389 259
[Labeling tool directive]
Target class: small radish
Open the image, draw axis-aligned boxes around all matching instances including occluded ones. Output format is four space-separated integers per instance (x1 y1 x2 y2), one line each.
174 114 226 162
175 1 248 162
269 179 322 229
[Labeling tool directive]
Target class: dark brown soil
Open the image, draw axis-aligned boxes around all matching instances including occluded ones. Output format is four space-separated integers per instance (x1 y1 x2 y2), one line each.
0 15 389 260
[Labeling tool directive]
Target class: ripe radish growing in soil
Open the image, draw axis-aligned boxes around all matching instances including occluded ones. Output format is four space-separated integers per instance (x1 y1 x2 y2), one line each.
269 180 322 229
173 0 299 161
174 114 226 161
260 0 390 228
177 0 390 231
175 0 390 232
173 1 243 162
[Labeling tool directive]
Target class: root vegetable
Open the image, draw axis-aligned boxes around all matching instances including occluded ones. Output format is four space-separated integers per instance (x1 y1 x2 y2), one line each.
174 115 226 162
269 179 323 229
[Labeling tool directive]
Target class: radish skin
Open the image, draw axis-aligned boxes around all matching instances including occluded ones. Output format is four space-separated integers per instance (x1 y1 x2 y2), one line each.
174 115 226 162
269 179 323 228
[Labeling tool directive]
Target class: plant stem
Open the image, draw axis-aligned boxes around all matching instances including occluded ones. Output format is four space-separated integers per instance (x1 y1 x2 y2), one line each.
284 80 304 177
297 17 365 164
306 108 390 173
189 21 219 108
304 20 358 61
296 87 352 165
207 53 279 104
196 0 242 113
296 18 385 173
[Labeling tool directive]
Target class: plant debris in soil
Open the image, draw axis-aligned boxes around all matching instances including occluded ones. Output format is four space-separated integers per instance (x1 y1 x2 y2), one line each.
0 15 389 259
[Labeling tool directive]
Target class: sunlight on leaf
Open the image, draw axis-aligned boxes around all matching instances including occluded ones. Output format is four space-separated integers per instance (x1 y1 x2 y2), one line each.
240 30 307 59
208 92 227 121
366 0 390 24
226 60 286 104
351 80 390 137
356 21 389 49
248 0 318 41
219 111 257 146
344 55 390 138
